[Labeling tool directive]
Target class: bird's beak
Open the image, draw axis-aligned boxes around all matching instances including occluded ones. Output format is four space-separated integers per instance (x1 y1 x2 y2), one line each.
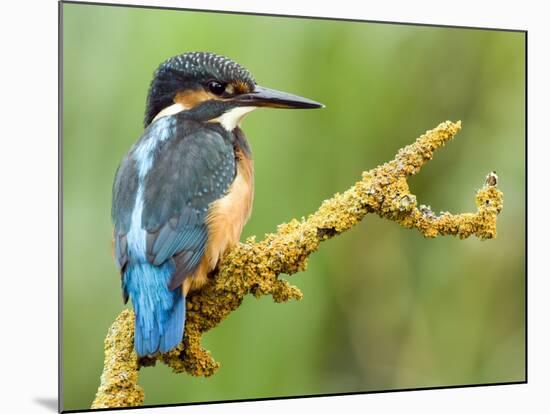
235 85 324 109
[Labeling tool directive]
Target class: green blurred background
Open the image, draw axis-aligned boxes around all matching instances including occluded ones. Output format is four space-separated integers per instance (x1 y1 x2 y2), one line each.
62 3 525 411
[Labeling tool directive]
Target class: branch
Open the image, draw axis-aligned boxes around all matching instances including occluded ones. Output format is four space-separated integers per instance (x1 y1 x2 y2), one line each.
91 121 503 409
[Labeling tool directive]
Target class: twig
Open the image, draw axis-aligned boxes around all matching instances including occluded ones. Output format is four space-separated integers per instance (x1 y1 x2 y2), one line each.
91 121 503 409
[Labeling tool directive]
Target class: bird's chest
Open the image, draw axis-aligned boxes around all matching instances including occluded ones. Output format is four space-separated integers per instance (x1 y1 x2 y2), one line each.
203 151 254 269
228 152 254 227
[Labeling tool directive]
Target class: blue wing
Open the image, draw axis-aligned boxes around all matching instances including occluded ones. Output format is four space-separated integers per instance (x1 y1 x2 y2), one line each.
112 117 236 294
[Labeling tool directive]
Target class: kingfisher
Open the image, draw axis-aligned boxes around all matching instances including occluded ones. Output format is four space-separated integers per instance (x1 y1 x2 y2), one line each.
111 51 323 357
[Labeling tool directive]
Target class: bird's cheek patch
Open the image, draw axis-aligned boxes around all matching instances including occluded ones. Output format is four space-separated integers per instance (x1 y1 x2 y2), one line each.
174 89 217 108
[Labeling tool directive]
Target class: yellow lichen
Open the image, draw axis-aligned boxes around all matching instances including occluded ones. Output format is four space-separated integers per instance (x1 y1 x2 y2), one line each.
91 310 144 408
92 121 503 408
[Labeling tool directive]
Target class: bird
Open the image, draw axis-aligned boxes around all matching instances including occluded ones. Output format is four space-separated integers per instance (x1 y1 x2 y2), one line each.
111 51 323 357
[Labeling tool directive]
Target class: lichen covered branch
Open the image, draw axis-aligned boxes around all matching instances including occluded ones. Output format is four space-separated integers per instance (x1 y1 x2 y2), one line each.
91 309 144 408
92 121 503 408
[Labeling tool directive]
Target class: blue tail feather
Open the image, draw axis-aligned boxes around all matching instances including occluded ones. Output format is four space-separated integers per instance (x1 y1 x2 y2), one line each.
123 261 185 356
159 293 185 353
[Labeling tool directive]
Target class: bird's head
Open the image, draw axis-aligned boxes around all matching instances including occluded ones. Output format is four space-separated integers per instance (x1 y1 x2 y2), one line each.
144 51 323 129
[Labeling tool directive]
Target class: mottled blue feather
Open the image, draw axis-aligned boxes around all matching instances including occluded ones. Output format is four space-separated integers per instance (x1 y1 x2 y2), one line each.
142 120 236 287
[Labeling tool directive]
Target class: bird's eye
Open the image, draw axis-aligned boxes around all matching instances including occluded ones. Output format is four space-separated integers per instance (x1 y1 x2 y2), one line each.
207 81 226 96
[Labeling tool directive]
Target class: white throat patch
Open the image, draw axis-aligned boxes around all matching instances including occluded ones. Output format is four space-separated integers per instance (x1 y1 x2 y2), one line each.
151 103 188 123
211 106 256 131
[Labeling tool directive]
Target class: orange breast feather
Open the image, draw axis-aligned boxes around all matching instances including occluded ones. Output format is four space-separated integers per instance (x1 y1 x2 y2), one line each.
183 150 254 295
